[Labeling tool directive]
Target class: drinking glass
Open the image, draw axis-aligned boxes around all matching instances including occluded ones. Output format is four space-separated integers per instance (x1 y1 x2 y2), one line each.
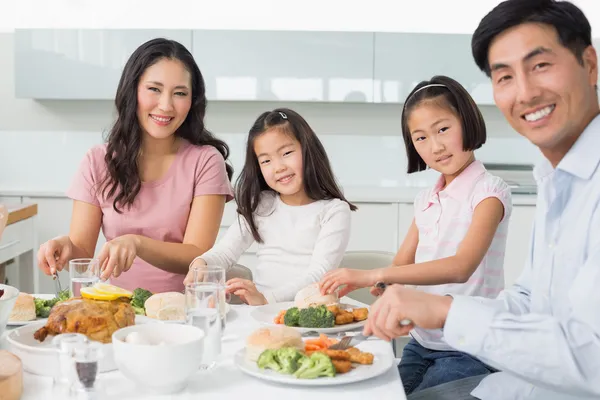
185 282 224 370
190 265 227 329
69 258 100 297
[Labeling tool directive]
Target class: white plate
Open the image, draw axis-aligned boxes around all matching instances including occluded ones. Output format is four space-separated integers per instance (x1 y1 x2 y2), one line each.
7 294 54 326
249 301 367 334
234 347 394 386
5 315 157 376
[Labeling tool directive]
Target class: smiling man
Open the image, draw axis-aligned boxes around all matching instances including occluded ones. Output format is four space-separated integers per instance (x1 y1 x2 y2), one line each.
363 1 600 399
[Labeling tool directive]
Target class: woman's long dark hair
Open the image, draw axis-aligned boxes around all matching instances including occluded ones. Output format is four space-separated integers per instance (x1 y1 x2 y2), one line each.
236 108 356 243
99 38 233 212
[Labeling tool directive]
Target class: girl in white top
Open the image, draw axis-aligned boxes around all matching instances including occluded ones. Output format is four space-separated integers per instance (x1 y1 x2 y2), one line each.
319 76 512 395
184 108 356 305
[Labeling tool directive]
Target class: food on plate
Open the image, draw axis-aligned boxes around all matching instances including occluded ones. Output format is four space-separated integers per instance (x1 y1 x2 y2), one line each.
294 283 339 309
33 297 135 344
32 289 70 318
249 330 376 379
331 359 353 374
130 288 153 315
346 347 374 365
335 310 355 325
0 289 4 298
245 326 304 362
8 293 36 322
144 292 185 321
80 283 133 301
276 304 369 328
352 308 369 322
257 348 336 379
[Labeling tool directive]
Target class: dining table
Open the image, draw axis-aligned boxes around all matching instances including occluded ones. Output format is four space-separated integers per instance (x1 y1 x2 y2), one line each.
2 297 407 400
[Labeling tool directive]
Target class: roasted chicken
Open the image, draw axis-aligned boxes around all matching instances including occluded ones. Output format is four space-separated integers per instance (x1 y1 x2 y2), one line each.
33 297 135 343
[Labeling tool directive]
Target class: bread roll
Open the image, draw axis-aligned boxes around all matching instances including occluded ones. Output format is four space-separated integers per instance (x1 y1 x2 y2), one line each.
8 293 35 322
245 326 303 362
294 283 339 309
144 292 185 320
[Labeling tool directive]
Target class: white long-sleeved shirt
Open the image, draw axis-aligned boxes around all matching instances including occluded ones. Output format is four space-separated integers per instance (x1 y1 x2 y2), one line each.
443 115 600 400
198 192 352 303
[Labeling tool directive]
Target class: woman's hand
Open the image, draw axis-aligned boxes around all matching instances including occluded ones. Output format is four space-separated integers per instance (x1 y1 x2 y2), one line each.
226 278 267 306
37 236 73 275
184 258 207 285
319 268 379 297
98 234 139 280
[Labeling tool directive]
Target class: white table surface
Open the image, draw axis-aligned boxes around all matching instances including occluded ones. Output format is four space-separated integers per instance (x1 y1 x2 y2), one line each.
4 299 406 400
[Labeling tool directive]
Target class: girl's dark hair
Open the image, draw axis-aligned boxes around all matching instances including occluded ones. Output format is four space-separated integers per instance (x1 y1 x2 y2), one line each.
472 0 592 76
236 108 357 243
99 38 233 212
401 75 486 173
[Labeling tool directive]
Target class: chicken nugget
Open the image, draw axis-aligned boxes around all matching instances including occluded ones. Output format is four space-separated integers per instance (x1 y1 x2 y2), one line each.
352 307 369 322
326 305 341 316
321 349 352 361
332 359 353 374
352 351 374 365
335 310 355 325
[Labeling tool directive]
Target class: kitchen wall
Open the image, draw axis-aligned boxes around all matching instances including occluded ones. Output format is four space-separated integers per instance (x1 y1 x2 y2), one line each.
0 31 541 196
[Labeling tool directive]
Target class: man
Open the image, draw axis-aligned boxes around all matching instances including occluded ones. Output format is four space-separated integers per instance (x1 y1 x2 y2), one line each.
364 0 600 399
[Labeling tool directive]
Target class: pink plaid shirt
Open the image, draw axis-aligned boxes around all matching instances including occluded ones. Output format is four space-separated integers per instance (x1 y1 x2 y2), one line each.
411 160 512 350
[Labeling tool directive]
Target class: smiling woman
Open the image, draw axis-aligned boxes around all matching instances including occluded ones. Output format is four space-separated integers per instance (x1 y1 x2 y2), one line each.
36 38 235 293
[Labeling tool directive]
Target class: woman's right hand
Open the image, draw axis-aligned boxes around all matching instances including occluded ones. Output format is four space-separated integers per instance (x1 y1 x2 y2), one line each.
37 236 73 275
183 258 207 285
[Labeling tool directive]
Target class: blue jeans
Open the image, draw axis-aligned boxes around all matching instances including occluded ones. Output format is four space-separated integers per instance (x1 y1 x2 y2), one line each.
399 339 496 395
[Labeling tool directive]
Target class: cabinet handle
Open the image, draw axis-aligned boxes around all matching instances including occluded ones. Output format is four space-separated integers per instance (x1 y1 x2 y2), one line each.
0 239 20 250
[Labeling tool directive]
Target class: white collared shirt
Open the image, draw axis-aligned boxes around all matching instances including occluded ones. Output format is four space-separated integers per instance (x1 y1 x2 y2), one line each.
443 115 600 399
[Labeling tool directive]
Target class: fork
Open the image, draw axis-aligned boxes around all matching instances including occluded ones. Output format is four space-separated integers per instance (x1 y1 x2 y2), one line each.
52 256 64 296
330 319 413 350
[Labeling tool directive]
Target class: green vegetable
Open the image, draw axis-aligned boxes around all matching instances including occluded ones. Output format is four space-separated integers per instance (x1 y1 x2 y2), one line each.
130 288 153 315
294 352 336 379
274 347 305 374
257 349 283 372
283 307 300 327
298 305 335 328
34 289 71 318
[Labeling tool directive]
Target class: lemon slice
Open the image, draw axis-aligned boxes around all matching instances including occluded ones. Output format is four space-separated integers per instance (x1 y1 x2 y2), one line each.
80 287 126 301
93 282 133 299
156 305 185 321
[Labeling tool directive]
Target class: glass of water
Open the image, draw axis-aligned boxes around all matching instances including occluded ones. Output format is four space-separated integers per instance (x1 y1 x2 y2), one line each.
185 282 224 370
69 258 100 297
190 265 227 329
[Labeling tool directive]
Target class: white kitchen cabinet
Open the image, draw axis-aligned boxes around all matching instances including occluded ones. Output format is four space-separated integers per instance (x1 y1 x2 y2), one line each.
373 32 494 105
192 30 375 102
503 204 536 288
15 29 192 99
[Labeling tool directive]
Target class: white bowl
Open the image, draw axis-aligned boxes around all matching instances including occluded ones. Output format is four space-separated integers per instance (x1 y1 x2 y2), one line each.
5 315 157 377
0 284 19 338
112 324 205 395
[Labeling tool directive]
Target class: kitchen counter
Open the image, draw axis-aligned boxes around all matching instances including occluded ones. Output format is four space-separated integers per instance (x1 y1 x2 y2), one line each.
6 204 38 226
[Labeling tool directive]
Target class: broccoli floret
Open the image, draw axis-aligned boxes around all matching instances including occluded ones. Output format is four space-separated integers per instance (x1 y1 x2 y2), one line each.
33 298 47 317
57 288 70 301
294 352 336 379
283 307 300 327
275 347 304 374
298 305 335 328
257 349 282 372
130 288 153 314
38 306 52 318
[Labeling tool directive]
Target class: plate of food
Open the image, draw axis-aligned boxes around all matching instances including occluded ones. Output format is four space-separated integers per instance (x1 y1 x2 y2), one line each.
7 290 70 326
250 283 369 334
234 326 394 386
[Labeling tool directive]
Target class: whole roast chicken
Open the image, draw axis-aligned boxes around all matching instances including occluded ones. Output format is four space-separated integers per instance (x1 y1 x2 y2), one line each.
33 297 135 344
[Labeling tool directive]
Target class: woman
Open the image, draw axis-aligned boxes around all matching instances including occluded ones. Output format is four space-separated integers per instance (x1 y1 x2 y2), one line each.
37 38 234 293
